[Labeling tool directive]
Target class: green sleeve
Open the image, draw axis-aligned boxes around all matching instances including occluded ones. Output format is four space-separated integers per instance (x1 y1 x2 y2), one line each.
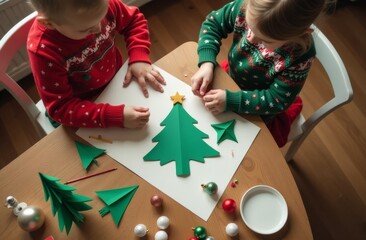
197 0 244 67
225 44 316 115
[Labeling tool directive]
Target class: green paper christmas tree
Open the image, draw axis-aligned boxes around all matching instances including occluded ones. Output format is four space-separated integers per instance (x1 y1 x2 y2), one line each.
39 172 93 235
144 92 220 176
75 141 106 170
96 185 139 227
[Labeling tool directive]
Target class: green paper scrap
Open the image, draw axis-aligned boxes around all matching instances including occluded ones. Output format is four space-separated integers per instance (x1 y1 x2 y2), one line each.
75 141 106 170
211 119 238 144
143 101 220 176
96 185 139 227
39 172 93 235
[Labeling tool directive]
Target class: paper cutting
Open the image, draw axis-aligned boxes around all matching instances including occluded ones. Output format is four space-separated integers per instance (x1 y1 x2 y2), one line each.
211 119 238 144
170 91 185 104
76 63 261 221
75 141 106 170
96 185 139 226
39 173 93 235
144 92 220 176
89 134 113 144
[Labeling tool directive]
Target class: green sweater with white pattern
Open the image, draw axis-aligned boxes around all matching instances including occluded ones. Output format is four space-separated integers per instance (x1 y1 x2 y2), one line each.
197 0 316 122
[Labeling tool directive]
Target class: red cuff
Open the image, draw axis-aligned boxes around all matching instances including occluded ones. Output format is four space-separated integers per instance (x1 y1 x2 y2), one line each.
103 104 125 128
128 47 151 64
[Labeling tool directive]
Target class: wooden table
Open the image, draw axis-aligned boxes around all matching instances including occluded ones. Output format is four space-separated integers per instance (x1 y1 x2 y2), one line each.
0 42 313 239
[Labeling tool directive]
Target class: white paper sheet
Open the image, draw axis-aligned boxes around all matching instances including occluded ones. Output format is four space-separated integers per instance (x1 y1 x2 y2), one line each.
76 62 260 221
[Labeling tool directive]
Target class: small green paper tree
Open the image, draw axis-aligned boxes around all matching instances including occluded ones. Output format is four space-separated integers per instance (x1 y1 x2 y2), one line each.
211 119 238 144
75 141 105 170
144 92 219 176
96 185 139 227
39 172 93 235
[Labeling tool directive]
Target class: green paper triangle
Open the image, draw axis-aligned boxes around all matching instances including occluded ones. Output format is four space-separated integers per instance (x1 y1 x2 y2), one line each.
75 141 106 170
57 207 66 232
211 119 238 144
96 185 139 226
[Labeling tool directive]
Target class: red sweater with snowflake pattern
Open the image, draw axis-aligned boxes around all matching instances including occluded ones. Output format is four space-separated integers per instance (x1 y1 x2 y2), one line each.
27 0 151 128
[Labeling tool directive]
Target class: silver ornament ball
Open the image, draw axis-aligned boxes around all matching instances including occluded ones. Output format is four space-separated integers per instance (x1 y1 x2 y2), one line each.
134 224 148 237
154 230 168 240
157 216 170 229
18 205 45 232
225 222 239 237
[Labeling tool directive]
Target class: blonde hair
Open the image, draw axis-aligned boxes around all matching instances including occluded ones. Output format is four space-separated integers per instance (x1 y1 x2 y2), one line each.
245 0 334 52
29 0 106 24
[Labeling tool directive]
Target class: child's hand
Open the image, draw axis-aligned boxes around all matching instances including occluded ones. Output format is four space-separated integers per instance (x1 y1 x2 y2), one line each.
202 89 226 115
124 62 166 98
191 62 215 97
123 106 150 128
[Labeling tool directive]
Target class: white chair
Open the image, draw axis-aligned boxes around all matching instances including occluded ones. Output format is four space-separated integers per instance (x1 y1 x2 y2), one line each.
285 25 353 162
0 11 55 138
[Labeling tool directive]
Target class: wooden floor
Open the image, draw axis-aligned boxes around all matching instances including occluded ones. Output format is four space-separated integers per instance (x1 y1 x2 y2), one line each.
1 0 365 239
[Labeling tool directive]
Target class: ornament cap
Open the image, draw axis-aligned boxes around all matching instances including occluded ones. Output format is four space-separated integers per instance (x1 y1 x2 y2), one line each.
5 196 17 208
5 196 28 216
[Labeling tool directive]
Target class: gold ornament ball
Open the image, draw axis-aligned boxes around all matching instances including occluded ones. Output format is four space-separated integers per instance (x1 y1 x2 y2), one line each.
18 206 45 232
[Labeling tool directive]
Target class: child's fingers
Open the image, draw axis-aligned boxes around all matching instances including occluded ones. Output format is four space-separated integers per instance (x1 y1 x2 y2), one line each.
124 106 150 129
199 75 214 96
204 100 215 109
123 71 133 87
203 92 215 102
135 108 150 118
199 80 209 96
133 106 149 113
152 83 164 93
145 73 164 93
137 76 149 97
137 109 150 126
191 78 203 96
191 84 200 96
205 102 221 114
150 69 166 85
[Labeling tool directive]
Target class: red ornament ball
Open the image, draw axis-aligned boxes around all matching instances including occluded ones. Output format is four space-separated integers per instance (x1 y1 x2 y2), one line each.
222 198 236 213
188 237 199 240
150 194 163 207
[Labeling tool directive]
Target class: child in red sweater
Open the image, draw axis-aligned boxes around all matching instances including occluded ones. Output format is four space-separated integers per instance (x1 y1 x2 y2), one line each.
27 0 165 129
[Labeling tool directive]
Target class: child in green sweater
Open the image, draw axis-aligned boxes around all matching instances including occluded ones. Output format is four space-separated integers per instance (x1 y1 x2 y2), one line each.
191 0 331 147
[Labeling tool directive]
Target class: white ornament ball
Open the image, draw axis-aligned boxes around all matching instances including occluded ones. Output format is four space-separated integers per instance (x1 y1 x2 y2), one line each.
134 224 148 237
17 206 45 232
154 230 168 240
157 216 170 229
225 223 239 237
206 236 215 240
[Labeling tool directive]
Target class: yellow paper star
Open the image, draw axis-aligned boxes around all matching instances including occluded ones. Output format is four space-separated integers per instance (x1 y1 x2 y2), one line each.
170 92 185 105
